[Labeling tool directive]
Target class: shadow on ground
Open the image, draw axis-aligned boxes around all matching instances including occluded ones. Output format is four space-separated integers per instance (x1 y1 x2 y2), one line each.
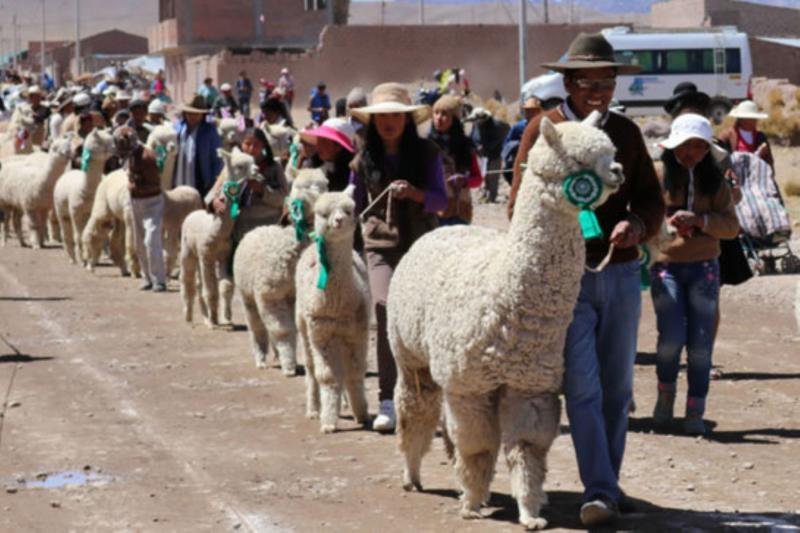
0 353 54 364
418 488 800 531
0 296 71 302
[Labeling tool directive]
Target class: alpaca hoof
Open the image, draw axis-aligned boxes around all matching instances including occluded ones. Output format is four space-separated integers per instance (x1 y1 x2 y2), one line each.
204 319 216 329
402 478 422 492
520 516 548 530
255 360 267 369
281 366 297 377
306 410 319 420
121 271 131 277
320 424 336 434
459 508 483 520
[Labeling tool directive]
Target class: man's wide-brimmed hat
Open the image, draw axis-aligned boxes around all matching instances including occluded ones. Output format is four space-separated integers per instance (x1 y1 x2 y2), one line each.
541 33 641 74
350 82 431 125
729 100 768 120
180 94 211 114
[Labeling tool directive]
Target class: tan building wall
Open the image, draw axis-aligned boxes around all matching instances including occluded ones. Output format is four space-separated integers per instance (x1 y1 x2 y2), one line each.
169 23 609 107
650 0 800 37
750 38 800 85
51 30 149 79
650 0 710 27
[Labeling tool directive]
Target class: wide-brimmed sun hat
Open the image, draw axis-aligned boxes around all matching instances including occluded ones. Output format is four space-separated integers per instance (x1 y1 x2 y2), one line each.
350 82 432 125
728 100 768 120
541 32 641 74
432 95 462 117
180 94 211 114
660 113 727 161
663 81 711 116
300 118 356 153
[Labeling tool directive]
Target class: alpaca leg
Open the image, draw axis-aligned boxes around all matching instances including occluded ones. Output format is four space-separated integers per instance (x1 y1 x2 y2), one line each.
164 230 179 279
199 259 219 327
180 250 198 323
58 212 76 264
124 218 141 278
260 298 297 376
242 295 269 368
219 276 234 325
72 210 91 266
313 336 346 434
445 391 501 519
299 318 320 419
498 391 560 531
29 210 47 249
109 222 130 276
343 342 368 425
48 211 61 244
12 210 27 247
395 364 442 492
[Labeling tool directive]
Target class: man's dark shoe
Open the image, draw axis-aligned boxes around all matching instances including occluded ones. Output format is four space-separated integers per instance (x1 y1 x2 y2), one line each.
580 497 618 526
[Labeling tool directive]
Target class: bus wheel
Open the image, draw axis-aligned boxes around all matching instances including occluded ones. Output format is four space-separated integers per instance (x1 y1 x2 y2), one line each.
709 98 732 125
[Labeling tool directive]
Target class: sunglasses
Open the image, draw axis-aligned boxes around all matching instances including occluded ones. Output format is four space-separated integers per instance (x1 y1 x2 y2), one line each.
572 78 617 91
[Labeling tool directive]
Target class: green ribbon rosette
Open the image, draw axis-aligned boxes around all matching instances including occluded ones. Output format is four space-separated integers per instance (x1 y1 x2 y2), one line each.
563 169 604 241
314 233 330 290
222 180 243 220
155 144 168 174
288 198 308 242
639 244 651 291
80 147 92 172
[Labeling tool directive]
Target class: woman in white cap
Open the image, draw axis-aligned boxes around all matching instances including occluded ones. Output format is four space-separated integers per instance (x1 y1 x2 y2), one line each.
213 83 239 118
651 113 739 436
277 67 295 108
349 82 447 432
718 100 773 168
146 99 166 127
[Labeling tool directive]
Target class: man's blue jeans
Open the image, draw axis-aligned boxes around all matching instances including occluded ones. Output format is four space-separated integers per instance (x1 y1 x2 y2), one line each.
650 260 719 400
563 259 641 504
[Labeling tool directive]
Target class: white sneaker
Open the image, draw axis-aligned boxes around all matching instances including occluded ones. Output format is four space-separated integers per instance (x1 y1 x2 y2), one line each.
373 399 396 433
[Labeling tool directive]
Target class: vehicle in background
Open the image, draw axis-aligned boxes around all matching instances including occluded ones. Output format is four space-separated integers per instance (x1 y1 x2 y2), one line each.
602 26 753 122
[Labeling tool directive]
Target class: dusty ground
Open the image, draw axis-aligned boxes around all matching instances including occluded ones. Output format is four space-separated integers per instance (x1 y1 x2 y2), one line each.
1 178 800 532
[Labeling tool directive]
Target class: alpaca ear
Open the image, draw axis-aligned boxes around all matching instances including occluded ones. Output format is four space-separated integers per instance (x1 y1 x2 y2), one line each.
167 141 177 153
540 117 561 150
217 148 231 162
343 184 356 199
582 110 602 128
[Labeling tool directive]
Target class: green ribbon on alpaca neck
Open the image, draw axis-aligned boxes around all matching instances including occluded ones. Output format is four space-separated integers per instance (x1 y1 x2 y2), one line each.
80 147 92 172
288 198 308 242
638 244 651 291
563 169 604 241
223 181 242 220
315 233 330 290
155 144 168 174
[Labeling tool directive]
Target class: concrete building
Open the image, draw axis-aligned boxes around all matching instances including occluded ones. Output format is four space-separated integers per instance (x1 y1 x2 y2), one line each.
149 0 348 103
51 30 148 81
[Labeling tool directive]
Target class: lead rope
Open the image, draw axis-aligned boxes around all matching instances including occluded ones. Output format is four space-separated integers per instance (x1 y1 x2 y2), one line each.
359 183 395 222
584 243 616 274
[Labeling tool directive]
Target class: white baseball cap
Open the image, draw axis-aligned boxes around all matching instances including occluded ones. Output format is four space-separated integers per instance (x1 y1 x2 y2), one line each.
72 93 91 107
147 99 166 115
660 113 727 161
220 82 232 91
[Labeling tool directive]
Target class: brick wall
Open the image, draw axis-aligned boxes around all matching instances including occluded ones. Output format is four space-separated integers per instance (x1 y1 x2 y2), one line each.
169 23 609 107
750 38 800 85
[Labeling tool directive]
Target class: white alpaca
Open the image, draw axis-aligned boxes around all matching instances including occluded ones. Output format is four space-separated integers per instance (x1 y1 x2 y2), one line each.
386 113 624 529
53 128 115 264
218 118 243 151
81 168 139 277
233 168 328 374
295 186 371 433
180 147 257 328
145 124 178 192
162 186 203 278
262 122 294 163
0 134 74 248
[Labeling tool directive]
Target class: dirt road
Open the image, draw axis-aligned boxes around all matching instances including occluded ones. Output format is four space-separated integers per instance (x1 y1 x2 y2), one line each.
1 216 799 531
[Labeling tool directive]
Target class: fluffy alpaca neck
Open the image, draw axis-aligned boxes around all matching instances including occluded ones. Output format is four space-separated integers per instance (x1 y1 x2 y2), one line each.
86 157 107 190
502 172 584 301
44 153 71 189
160 152 177 190
323 234 355 287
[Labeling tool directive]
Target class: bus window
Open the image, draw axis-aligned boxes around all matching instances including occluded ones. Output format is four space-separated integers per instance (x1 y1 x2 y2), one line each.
725 49 742 73
664 49 715 74
614 50 658 74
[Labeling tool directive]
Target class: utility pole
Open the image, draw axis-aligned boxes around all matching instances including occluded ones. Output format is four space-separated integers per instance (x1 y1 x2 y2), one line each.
518 0 527 91
419 0 424 25
543 0 549 24
75 0 81 76
12 12 17 69
41 0 46 79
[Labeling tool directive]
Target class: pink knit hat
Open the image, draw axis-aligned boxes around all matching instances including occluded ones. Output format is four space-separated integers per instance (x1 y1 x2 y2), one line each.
299 118 356 153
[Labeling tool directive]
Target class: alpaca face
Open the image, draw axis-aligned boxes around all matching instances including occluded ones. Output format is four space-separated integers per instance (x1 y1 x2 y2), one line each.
147 125 178 154
312 186 356 243
50 133 76 159
289 168 329 211
530 112 624 213
218 146 258 182
86 129 115 160
218 118 243 149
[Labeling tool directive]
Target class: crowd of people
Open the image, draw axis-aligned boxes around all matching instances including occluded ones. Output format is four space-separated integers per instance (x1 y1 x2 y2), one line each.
0 31 782 527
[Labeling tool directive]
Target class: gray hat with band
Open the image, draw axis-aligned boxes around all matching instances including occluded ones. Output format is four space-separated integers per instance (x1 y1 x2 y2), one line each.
541 33 641 74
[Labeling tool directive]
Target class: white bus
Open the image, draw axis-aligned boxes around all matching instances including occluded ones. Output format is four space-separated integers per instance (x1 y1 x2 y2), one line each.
602 26 753 121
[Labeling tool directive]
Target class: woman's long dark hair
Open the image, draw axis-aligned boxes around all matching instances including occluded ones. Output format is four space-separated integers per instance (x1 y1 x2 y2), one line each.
428 116 473 173
363 114 429 189
328 147 355 192
661 148 723 200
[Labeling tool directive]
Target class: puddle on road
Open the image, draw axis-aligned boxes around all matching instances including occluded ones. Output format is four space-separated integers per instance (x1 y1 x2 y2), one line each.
16 471 113 490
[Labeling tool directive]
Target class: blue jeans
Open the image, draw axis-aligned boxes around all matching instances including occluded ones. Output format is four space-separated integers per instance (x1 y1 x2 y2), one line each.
563 259 641 504
650 260 719 400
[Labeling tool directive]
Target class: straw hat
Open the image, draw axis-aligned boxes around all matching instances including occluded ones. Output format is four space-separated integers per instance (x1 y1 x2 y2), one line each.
180 94 211 114
728 100 768 120
541 32 641 74
350 82 431 125
300 118 356 153
432 95 462 118
659 113 727 161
